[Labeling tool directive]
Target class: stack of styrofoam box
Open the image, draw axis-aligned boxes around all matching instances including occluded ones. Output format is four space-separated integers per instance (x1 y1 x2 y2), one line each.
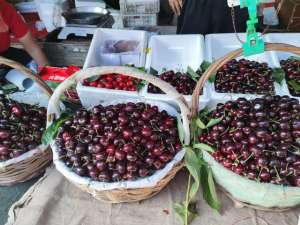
265 33 300 102
77 28 148 108
120 0 159 27
145 34 208 109
204 33 290 103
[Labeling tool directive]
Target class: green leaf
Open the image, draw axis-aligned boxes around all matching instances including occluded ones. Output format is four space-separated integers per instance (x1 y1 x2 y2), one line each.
208 74 216 83
288 80 300 92
137 66 146 72
193 143 215 153
196 118 206 129
150 67 158 76
201 165 221 212
87 76 99 83
288 56 300 61
206 117 223 128
136 80 147 92
0 83 19 94
177 116 185 145
200 60 211 73
42 113 72 146
199 107 210 119
272 68 285 85
187 66 200 82
184 148 201 200
174 203 197 225
46 81 60 89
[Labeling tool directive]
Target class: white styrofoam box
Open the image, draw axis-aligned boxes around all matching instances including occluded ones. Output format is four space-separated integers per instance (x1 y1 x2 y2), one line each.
265 33 300 100
146 34 205 72
120 0 160 14
265 33 300 60
122 14 157 27
83 28 147 69
75 0 106 8
77 82 148 109
205 33 289 100
144 34 207 109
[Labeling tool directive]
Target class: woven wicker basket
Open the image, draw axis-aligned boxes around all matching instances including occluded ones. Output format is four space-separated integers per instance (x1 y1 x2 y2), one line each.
191 43 300 211
0 56 53 186
47 66 190 203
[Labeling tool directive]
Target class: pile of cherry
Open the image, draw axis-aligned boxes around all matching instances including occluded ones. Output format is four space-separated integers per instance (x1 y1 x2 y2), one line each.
148 70 197 95
280 58 300 96
215 59 275 95
55 102 182 182
199 96 300 186
83 73 142 91
0 95 46 162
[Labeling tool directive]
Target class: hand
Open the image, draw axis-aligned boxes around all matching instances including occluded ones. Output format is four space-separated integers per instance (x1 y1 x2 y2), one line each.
168 0 183 16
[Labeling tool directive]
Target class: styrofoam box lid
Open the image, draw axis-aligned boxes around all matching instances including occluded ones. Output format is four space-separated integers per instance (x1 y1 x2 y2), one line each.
205 33 279 67
265 33 300 60
83 28 148 69
146 34 205 73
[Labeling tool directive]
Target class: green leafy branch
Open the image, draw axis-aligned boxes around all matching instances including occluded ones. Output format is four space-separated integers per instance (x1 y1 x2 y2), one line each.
175 114 221 225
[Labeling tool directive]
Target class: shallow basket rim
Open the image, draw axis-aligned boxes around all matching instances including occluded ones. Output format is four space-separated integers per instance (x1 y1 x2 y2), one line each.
0 144 48 168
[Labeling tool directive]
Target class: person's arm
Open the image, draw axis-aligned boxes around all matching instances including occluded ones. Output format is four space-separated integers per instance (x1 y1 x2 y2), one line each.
19 32 49 67
168 0 183 16
4 1 49 66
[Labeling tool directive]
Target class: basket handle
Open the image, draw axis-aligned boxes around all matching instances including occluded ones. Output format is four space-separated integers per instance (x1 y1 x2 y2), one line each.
47 66 191 145
191 43 300 117
0 56 53 97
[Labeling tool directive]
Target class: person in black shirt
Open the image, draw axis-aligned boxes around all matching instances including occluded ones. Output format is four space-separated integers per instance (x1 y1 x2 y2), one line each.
168 0 249 35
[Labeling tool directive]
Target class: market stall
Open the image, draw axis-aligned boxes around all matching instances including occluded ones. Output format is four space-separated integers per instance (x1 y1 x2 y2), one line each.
1 0 300 225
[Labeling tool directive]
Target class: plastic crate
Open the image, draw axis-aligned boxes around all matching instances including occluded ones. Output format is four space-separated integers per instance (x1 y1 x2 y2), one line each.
144 34 208 109
205 33 290 100
123 14 157 27
83 28 147 69
120 0 160 14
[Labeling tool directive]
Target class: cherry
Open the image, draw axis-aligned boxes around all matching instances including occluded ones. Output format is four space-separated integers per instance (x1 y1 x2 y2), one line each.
142 127 152 137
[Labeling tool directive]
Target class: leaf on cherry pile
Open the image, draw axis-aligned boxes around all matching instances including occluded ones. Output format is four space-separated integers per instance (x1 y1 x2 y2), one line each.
200 165 221 212
272 68 285 85
177 115 185 145
288 80 300 92
150 67 158 76
200 61 211 73
288 56 300 61
86 76 99 83
174 202 197 225
136 80 147 92
42 112 73 146
193 143 215 153
196 118 206 129
0 83 19 94
199 61 216 83
187 66 200 82
206 117 223 128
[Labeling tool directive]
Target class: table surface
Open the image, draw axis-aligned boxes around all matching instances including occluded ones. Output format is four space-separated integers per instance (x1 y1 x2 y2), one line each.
0 178 39 225
7 168 300 225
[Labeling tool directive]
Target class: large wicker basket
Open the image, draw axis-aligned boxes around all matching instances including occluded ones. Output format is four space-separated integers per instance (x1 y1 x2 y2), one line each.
47 66 190 203
191 43 300 211
0 57 53 186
